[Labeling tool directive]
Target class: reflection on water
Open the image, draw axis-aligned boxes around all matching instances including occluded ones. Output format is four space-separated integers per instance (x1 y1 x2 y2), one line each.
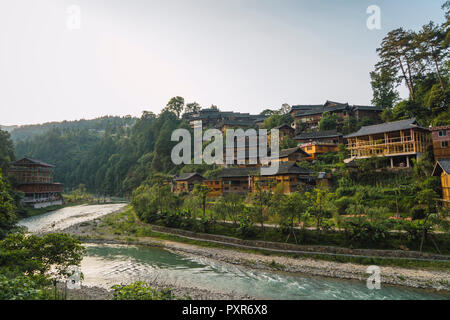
81 244 449 300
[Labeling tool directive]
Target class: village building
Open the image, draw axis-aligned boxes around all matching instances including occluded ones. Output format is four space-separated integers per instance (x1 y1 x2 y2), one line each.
203 179 223 198
250 162 313 194
182 109 265 131
344 118 432 168
290 101 382 131
268 124 295 145
172 173 205 194
218 167 258 195
432 158 450 206
272 146 310 163
7 158 63 208
430 125 450 159
294 130 343 160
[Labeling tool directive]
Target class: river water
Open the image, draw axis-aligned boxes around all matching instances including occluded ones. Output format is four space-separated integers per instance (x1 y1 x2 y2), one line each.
19 204 449 300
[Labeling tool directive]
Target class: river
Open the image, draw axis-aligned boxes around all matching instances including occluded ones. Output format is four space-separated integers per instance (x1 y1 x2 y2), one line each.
19 204 450 300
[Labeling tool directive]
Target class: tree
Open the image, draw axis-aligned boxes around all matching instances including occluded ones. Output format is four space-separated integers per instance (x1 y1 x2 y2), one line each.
251 176 274 236
318 112 338 131
0 129 15 173
0 170 17 240
193 184 210 218
0 233 85 277
375 28 419 100
213 194 245 225
416 22 447 93
185 102 201 114
306 188 333 231
370 67 400 109
278 192 307 244
164 96 185 118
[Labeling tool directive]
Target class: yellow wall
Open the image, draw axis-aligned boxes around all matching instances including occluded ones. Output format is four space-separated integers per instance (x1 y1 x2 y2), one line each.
442 172 450 202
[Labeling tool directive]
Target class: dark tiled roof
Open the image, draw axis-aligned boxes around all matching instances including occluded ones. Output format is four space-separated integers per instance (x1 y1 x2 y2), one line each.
273 124 294 131
261 161 312 176
218 167 258 178
10 157 55 168
291 101 382 118
291 105 323 111
174 173 205 181
294 129 342 140
278 147 309 158
344 118 428 138
433 158 450 175
354 105 383 111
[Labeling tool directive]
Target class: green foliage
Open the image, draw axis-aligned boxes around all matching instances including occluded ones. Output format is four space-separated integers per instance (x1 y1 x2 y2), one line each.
263 113 292 130
372 10 449 125
112 281 187 300
0 233 85 277
0 170 18 239
0 274 51 300
0 129 15 172
318 112 338 131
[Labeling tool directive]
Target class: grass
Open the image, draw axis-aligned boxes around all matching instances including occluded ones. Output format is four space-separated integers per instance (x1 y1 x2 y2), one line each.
84 207 450 271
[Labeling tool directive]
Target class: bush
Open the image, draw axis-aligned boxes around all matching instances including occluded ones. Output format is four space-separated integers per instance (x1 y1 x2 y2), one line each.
343 218 388 243
236 215 255 238
112 282 187 300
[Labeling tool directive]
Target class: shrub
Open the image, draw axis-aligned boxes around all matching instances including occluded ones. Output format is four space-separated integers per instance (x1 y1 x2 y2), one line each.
112 282 187 300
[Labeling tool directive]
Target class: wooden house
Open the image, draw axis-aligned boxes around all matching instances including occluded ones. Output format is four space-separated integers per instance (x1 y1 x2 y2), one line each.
8 158 63 208
344 118 432 168
432 158 450 206
172 173 205 194
430 125 450 159
250 162 313 194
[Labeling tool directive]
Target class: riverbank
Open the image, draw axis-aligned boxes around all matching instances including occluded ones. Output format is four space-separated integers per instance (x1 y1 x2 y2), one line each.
59 208 450 293
62 282 254 300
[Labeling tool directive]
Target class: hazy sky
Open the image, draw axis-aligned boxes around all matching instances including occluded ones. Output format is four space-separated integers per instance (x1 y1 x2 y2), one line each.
0 0 446 126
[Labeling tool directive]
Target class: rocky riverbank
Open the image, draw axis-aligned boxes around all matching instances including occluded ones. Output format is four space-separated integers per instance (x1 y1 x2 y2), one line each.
62 282 253 300
60 212 450 294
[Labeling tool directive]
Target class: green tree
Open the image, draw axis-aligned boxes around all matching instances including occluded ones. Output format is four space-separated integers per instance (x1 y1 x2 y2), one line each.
278 192 307 243
318 112 338 131
164 96 185 118
0 129 15 172
0 170 17 239
370 67 400 109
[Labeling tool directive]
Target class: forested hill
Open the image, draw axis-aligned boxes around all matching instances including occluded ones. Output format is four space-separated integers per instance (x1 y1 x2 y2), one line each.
8 116 137 143
13 111 192 195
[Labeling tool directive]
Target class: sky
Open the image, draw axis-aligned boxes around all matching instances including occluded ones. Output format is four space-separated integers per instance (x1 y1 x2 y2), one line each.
0 0 446 126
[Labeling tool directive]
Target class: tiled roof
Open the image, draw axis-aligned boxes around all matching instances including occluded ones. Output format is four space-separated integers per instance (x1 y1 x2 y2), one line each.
260 161 312 176
218 167 258 178
291 101 382 117
344 118 428 138
294 129 342 140
433 158 450 175
10 157 55 168
278 147 309 158
174 173 205 181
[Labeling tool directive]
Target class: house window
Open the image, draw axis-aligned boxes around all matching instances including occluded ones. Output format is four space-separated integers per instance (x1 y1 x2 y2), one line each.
438 130 447 137
442 141 449 148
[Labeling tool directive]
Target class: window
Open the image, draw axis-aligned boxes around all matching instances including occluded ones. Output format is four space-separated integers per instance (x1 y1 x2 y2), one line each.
438 130 447 137
442 141 449 148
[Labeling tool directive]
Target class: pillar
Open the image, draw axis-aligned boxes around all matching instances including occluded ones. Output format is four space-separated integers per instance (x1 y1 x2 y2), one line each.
406 156 410 168
390 157 394 169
